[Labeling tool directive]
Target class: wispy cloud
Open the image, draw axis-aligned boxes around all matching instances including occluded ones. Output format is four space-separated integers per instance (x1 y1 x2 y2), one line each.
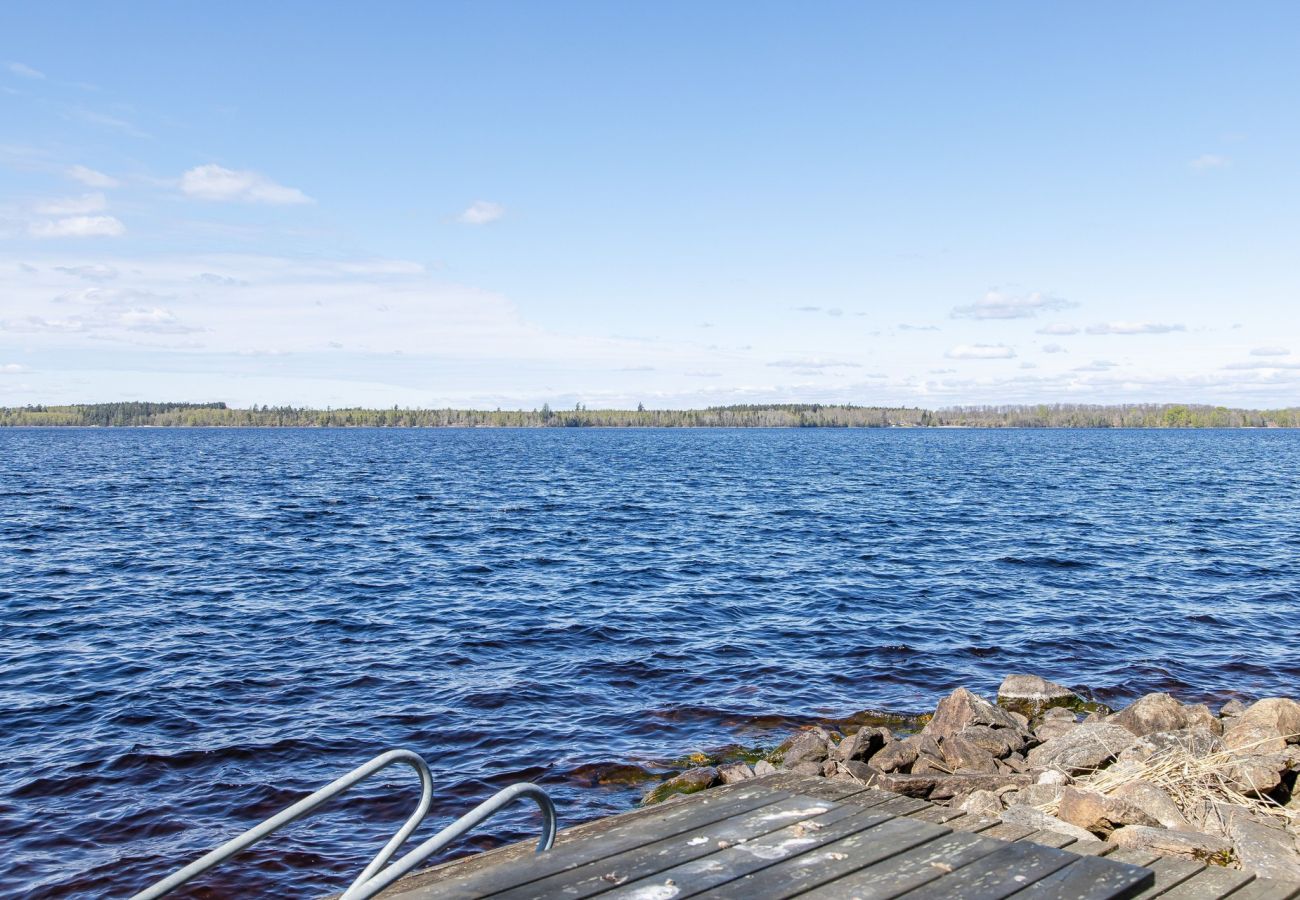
1037 323 1079 335
1224 359 1300 370
457 200 505 225
951 291 1073 320
28 216 125 238
67 165 120 189
1074 359 1118 372
1250 346 1290 357
945 343 1016 360
6 61 44 79
34 193 107 216
1085 322 1185 335
1189 154 1230 171
180 164 312 204
766 358 862 369
1042 343 1067 353
54 264 118 281
69 107 150 138
899 323 940 331
1 363 27 374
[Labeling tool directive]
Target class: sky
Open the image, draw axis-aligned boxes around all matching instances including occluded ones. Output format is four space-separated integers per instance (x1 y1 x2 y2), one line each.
2 2 1299 410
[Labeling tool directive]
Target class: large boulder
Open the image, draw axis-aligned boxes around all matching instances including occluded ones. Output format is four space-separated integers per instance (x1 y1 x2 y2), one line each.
770 729 831 768
1108 825 1233 864
941 734 999 774
1224 698 1300 753
1229 819 1300 881
958 724 1025 757
1056 787 1159 835
641 766 719 804
1027 722 1139 774
1111 693 1218 737
834 726 891 763
867 739 918 773
924 688 1028 742
1108 781 1189 830
997 674 1079 717
1000 805 1097 843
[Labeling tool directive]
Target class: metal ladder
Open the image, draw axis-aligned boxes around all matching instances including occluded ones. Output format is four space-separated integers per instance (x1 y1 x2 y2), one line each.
130 749 557 900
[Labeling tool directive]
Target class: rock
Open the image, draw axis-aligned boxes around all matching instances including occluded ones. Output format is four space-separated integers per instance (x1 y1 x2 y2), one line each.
1108 825 1233 864
1224 698 1300 753
1000 753 1028 774
1112 693 1200 737
1083 711 1108 724
867 740 918 773
787 760 824 776
1119 727 1224 763
753 759 777 777
1037 769 1071 786
925 688 1027 742
959 789 1004 818
941 735 998 774
835 759 879 783
821 759 838 777
1183 704 1222 734
835 726 891 763
1108 781 1189 830
1044 707 1077 721
997 674 1079 717
771 729 830 767
1229 819 1300 880
1227 754 1288 796
1056 787 1158 836
958 724 1024 757
873 772 1033 800
1007 783 1064 808
1000 805 1097 842
911 753 951 776
642 766 719 804
1219 698 1248 717
1027 722 1139 774
1035 719 1078 742
717 762 754 784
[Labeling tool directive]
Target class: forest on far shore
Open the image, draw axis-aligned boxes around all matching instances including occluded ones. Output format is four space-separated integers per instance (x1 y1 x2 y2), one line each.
2 401 1299 428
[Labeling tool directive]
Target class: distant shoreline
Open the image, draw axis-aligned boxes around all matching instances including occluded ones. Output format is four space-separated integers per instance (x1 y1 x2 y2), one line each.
3 402 1299 429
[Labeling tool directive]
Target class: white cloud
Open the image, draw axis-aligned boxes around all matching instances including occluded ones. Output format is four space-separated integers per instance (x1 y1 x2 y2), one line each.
951 291 1073 320
1 363 26 374
945 343 1016 360
28 216 125 238
899 323 940 331
766 358 862 369
6 61 44 79
1020 361 1038 369
1224 359 1300 371
1251 346 1290 357
1037 323 1080 335
457 200 505 225
34 193 107 215
1074 360 1119 372
54 264 118 281
180 164 312 204
1042 343 1067 353
67 165 120 189
1189 154 1231 171
1085 322 1185 335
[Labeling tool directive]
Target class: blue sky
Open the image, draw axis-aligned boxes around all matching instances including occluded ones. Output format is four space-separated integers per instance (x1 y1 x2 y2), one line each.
3 2 1299 408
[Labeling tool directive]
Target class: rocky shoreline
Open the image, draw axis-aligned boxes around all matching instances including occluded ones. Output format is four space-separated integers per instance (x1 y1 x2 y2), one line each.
641 675 1300 881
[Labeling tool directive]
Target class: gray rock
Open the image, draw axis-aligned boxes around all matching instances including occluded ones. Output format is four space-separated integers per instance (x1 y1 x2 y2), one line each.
873 771 1033 800
835 726 891 763
1027 722 1139 774
821 759 838 777
1108 780 1189 830
1224 698 1300 753
1229 819 1300 880
1112 693 1199 737
1037 769 1071 786
641 766 719 804
941 734 998 774
1108 825 1233 864
958 724 1023 757
1227 754 1288 796
835 759 879 783
924 687 1027 742
1057 787 1158 835
911 753 951 776
717 762 755 784
771 729 830 767
1000 752 1028 774
1007 782 1064 808
1119 727 1224 763
753 759 777 777
1043 707 1078 721
867 739 918 773
1000 805 1097 843
997 675 1079 717
1219 698 1249 717
959 789 1004 818
787 760 824 776
1035 719 1078 742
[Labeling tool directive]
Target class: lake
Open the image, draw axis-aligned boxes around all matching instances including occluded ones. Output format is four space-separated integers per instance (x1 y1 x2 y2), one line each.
3 427 1298 897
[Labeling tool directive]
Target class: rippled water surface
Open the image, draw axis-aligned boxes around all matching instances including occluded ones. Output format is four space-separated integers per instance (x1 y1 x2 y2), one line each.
3 427 1299 897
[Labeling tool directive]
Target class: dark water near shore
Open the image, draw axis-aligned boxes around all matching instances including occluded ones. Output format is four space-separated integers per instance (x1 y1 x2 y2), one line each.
3 427 1299 897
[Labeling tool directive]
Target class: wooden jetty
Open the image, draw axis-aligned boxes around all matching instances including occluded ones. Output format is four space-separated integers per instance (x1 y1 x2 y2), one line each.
372 773 1300 899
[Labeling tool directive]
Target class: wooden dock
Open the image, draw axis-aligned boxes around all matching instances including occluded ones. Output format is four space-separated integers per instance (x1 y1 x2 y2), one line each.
373 773 1300 899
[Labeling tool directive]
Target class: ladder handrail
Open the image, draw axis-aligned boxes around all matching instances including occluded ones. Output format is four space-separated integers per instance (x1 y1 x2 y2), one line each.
129 748 556 900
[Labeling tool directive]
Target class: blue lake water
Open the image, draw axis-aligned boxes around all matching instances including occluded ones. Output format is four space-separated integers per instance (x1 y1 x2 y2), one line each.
3 427 1298 897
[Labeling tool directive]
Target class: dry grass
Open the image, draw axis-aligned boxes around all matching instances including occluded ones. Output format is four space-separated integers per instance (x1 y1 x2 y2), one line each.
1042 733 1298 830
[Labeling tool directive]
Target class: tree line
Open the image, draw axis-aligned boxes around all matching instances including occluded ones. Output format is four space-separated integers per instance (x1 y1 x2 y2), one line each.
2 401 1298 428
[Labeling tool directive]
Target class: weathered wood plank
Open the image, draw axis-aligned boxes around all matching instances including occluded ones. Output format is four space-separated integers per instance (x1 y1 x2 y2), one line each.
947 815 1001 833
1102 848 1163 870
595 809 894 900
1228 877 1300 900
895 839 1078 900
389 784 794 899
907 806 969 825
1015 829 1079 850
795 830 1007 900
976 822 1038 842
486 795 858 900
380 777 797 896
868 795 935 817
688 814 950 898
1128 856 1205 899
1006 854 1154 900
1058 839 1112 857
1155 865 1254 899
